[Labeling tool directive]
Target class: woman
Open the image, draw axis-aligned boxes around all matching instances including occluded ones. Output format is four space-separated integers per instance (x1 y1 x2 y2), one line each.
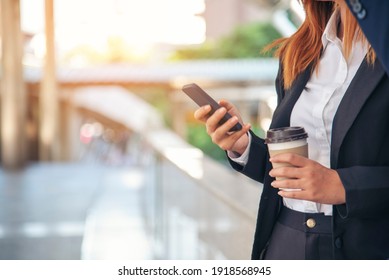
194 0 389 259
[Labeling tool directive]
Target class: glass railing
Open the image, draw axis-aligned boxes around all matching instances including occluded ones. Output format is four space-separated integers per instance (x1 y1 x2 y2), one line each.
75 86 262 260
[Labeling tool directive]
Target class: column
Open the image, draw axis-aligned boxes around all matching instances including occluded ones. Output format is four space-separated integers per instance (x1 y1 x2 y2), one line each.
39 0 60 160
1 0 26 169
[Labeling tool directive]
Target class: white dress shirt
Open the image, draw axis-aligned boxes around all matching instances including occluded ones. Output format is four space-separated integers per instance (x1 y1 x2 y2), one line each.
229 10 367 215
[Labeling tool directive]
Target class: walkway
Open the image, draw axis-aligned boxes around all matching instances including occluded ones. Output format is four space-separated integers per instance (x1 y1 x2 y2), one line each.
0 163 150 259
0 85 262 260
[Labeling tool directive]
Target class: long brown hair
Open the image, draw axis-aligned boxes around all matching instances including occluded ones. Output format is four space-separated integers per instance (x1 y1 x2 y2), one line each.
266 0 376 89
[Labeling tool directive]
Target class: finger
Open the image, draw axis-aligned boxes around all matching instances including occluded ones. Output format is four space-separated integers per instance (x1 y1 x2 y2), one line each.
194 105 212 122
218 99 235 111
269 166 303 179
212 115 240 138
229 123 251 141
213 114 249 141
270 153 308 168
277 189 308 200
206 107 227 133
219 100 243 122
216 124 251 150
271 178 303 190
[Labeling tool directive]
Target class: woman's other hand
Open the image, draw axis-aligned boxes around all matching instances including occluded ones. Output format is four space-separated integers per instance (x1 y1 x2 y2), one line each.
269 153 346 205
194 99 251 155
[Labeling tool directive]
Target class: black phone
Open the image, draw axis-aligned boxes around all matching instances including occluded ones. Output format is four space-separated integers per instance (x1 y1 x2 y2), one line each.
182 83 242 132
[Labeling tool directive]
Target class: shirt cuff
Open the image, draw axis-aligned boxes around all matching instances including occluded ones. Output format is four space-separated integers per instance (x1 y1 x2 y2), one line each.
227 132 252 166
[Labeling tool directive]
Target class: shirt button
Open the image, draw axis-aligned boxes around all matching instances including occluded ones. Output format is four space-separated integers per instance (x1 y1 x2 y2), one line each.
335 237 343 249
306 218 316 229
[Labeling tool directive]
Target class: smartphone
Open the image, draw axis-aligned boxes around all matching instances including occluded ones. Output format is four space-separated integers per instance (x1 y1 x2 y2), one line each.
182 83 242 132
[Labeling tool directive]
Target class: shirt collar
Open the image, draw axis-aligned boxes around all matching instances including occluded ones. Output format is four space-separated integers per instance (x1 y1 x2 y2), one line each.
321 9 341 47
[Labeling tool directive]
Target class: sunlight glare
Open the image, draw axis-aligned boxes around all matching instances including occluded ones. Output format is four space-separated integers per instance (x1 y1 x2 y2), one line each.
23 0 206 57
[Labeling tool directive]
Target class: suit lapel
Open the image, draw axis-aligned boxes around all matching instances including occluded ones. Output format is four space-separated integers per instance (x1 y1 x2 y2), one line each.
331 59 386 167
270 66 312 129
269 59 385 168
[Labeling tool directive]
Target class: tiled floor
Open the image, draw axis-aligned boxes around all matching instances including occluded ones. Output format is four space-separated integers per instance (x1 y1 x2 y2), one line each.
81 167 152 259
0 163 150 260
0 147 260 260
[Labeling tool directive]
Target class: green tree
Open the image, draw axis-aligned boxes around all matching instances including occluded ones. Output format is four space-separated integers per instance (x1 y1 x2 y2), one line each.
171 22 282 60
186 123 228 164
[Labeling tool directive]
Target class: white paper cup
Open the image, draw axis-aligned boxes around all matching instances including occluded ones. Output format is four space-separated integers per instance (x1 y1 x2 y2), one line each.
265 127 308 190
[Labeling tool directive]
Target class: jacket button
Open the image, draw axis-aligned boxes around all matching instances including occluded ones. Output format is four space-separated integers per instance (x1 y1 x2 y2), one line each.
352 2 362 13
306 218 316 228
335 237 343 249
357 9 366 20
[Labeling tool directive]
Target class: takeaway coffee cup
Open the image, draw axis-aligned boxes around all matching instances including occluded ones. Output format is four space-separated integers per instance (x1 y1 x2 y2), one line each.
265 126 308 182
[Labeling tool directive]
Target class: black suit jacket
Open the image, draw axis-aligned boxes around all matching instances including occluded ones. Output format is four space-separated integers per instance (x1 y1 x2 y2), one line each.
346 0 389 74
229 58 389 259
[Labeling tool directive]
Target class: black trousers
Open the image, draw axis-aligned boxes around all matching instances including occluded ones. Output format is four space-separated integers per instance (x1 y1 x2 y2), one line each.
263 206 333 260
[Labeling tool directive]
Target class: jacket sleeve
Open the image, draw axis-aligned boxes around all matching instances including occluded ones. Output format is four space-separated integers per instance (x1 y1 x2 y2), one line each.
228 131 268 183
227 61 284 183
336 166 389 219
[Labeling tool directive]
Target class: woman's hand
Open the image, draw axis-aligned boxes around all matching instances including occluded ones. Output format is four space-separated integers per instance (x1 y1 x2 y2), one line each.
269 153 346 205
194 100 251 155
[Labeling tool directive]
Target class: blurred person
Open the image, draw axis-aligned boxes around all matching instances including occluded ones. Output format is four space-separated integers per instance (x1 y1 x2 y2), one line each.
345 0 389 73
194 0 389 259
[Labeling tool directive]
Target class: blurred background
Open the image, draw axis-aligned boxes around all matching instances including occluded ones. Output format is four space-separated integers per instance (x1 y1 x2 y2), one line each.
0 0 303 259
